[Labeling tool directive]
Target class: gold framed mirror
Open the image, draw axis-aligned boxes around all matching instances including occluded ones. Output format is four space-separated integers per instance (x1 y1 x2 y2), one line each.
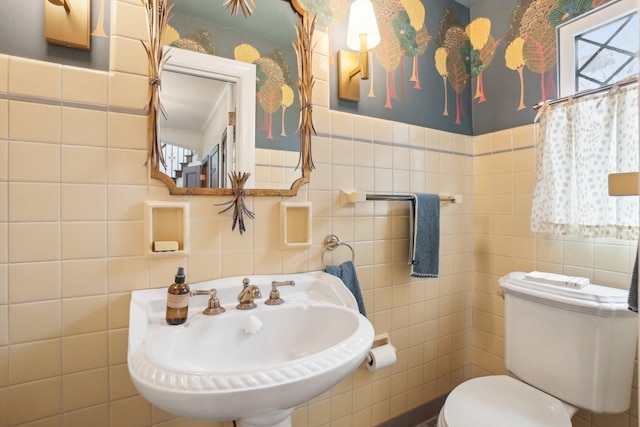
144 0 315 197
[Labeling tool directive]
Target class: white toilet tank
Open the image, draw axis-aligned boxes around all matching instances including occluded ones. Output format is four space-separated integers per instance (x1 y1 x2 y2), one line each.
500 271 637 414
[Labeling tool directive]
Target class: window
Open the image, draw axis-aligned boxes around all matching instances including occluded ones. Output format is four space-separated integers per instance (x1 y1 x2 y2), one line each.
557 0 638 97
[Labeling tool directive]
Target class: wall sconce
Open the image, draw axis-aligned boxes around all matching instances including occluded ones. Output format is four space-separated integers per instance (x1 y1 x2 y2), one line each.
44 0 91 50
337 0 380 101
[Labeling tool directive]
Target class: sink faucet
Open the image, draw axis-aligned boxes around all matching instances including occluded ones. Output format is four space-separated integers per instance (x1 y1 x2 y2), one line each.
190 288 226 315
237 278 262 310
265 280 295 305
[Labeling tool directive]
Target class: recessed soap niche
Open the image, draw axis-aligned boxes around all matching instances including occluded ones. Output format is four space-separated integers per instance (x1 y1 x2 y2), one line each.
280 202 312 249
144 201 190 257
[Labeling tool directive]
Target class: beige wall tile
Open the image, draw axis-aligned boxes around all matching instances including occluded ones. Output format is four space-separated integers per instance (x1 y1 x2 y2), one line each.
491 129 512 152
61 146 108 184
0 54 8 92
9 300 61 344
110 363 138 400
62 66 109 106
109 395 152 427
62 295 108 336
9 339 61 385
62 107 108 147
61 259 108 297
63 404 109 427
9 182 60 222
353 115 373 143
107 148 148 185
0 100 7 140
111 0 149 41
107 185 146 221
108 111 149 150
61 184 107 221
9 57 61 100
7 377 62 425
312 106 330 135
109 72 148 111
331 111 353 139
512 124 534 149
62 369 109 411
9 101 60 144
107 256 149 293
62 332 108 374
313 79 330 108
109 36 148 76
0 183 6 224
312 50 329 82
107 221 144 257
9 222 60 263
0 264 7 305
0 346 7 387
109 328 129 365
108 293 131 329
0 306 7 346
8 141 60 182
9 261 60 303
61 222 107 259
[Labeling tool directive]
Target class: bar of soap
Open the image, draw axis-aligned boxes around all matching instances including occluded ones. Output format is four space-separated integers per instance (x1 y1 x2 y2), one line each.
154 241 179 252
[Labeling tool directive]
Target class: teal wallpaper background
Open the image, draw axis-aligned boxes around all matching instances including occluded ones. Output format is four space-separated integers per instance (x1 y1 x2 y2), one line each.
0 0 620 137
0 0 111 71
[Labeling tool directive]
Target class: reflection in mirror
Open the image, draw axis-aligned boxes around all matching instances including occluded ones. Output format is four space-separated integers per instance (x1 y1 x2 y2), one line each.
154 46 257 191
160 65 239 189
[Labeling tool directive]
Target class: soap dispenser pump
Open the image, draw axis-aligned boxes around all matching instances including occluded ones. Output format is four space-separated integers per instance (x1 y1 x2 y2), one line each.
165 267 190 325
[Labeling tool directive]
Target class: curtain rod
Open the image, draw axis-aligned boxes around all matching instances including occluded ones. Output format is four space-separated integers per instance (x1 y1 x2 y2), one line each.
532 76 638 110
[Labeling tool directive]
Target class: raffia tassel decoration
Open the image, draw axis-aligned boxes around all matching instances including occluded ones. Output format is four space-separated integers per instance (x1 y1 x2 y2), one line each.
224 0 256 17
217 172 255 235
141 0 173 169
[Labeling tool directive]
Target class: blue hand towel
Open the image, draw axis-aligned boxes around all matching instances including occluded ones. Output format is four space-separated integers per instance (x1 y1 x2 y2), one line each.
325 261 366 317
629 245 638 312
409 193 440 278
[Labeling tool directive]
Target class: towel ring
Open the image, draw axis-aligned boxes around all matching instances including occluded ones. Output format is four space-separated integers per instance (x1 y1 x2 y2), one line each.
322 234 355 264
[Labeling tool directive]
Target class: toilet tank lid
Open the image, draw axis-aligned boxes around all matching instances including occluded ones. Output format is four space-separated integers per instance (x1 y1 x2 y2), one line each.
500 272 631 313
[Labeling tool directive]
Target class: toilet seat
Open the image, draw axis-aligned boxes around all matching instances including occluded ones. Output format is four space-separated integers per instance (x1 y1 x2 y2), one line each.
439 375 572 427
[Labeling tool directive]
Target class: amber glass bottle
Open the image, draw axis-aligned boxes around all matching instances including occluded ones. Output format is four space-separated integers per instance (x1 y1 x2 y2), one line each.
165 267 190 325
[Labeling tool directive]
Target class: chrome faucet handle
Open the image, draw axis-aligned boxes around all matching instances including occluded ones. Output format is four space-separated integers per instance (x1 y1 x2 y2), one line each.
190 288 226 315
265 280 296 306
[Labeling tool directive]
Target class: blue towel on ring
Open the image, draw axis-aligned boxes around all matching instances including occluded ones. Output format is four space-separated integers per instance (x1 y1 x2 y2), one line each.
325 261 366 317
409 194 440 278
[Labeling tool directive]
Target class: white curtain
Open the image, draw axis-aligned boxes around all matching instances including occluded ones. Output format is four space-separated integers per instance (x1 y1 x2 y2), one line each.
530 85 639 240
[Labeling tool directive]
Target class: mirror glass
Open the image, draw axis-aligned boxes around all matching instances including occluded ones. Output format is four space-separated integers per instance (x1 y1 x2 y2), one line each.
159 48 258 188
153 0 307 194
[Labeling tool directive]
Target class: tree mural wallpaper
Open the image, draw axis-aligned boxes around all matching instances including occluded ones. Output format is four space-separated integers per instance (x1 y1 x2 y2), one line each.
163 0 620 138
503 0 615 109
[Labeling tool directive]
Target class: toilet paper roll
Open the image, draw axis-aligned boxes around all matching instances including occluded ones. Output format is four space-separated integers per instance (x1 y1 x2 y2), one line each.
366 344 396 371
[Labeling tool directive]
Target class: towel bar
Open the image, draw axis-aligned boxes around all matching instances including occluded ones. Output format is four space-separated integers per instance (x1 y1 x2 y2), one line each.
365 193 457 203
322 234 355 264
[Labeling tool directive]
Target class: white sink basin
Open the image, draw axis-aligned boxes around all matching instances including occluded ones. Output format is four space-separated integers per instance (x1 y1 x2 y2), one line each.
128 271 374 426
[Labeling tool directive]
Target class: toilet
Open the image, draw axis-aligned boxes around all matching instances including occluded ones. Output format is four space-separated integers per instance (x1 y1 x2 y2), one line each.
438 271 638 427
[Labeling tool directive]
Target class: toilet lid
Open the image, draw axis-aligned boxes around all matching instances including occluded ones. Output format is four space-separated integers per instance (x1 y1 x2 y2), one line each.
442 376 571 427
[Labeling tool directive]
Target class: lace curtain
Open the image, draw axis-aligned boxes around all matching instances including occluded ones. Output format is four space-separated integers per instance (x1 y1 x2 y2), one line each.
530 84 639 240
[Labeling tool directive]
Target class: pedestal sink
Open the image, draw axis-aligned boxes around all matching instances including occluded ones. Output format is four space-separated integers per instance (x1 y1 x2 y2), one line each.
128 271 375 427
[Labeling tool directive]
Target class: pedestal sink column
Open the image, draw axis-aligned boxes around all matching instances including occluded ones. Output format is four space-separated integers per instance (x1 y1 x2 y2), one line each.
238 408 294 427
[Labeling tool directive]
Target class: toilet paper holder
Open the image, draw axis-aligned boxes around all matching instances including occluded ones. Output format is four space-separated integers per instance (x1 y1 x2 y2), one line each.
365 333 396 366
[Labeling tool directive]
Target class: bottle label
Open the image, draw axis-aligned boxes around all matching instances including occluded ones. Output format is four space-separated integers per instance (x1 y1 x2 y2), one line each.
167 293 189 309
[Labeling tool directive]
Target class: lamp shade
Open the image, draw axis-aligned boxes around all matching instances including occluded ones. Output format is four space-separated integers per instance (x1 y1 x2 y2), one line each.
346 0 381 51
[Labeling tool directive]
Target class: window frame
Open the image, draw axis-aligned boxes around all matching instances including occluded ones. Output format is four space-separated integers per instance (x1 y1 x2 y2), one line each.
556 0 638 97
